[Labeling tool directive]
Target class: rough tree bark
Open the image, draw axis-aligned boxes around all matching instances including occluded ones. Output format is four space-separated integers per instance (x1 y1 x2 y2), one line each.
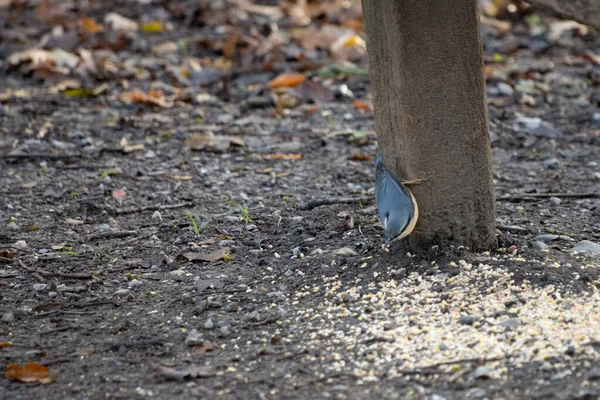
362 0 497 251
527 0 600 30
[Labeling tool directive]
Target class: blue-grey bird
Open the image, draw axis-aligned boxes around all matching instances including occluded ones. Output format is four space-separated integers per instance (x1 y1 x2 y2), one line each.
375 153 419 244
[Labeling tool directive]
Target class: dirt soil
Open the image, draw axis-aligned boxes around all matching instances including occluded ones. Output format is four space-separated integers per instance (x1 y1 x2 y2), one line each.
1 1 600 399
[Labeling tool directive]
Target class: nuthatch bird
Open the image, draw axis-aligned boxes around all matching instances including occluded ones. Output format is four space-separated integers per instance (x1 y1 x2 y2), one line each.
375 153 419 245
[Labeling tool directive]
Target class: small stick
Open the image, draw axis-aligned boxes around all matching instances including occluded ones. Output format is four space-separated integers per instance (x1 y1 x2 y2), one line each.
497 192 598 201
18 259 93 280
115 202 193 215
88 230 138 240
299 197 372 211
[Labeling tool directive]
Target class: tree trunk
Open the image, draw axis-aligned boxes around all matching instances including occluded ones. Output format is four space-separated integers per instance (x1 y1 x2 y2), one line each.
527 0 600 30
362 0 497 252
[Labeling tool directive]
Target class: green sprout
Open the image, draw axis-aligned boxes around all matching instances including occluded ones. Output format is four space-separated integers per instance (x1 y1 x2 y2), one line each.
239 205 252 223
184 211 200 236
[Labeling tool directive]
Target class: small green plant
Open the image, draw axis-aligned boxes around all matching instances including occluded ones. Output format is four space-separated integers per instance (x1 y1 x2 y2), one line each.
239 205 252 223
184 211 200 236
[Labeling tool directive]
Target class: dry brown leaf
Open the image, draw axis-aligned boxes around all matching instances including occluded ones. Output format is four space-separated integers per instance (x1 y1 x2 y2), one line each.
5 362 55 384
0 341 11 347
268 73 306 89
119 89 173 108
350 152 374 161
222 32 240 59
79 17 103 34
0 250 13 259
264 153 302 160
352 99 370 110
192 341 216 356
151 363 215 380
183 248 230 262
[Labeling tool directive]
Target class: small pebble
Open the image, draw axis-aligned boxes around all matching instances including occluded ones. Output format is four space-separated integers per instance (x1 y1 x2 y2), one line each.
218 325 230 337
204 318 215 330
2 312 15 323
12 240 28 251
225 303 239 312
114 288 130 296
499 318 521 328
472 365 494 379
532 241 548 250
458 315 478 325
5 222 19 231
152 211 163 222
48 291 57 298
571 240 600 255
543 158 560 170
246 311 261 322
185 329 203 346
128 279 143 288
33 283 48 291
549 197 562 206
535 234 559 243
466 388 487 399
245 224 257 231
249 249 262 257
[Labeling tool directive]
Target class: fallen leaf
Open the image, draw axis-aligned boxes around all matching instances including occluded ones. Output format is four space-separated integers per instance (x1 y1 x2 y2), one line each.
192 341 216 356
140 21 166 33
352 99 370 110
185 132 244 152
79 17 103 34
0 342 11 347
350 153 374 161
264 153 302 160
5 362 55 384
119 89 173 108
230 0 284 19
333 247 358 256
151 363 215 380
25 225 40 232
292 79 334 103
268 73 306 89
183 248 230 262
0 250 13 259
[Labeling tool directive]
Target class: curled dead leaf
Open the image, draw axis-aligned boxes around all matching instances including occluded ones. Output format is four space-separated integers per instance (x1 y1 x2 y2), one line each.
350 153 374 161
268 73 306 89
5 362 55 384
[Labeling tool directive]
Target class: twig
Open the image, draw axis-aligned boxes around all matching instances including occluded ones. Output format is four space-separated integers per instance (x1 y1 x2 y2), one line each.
497 192 598 202
88 230 138 240
18 259 93 280
299 197 372 211
496 224 529 233
115 202 193 215
39 326 76 335
0 153 84 160
397 356 506 375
